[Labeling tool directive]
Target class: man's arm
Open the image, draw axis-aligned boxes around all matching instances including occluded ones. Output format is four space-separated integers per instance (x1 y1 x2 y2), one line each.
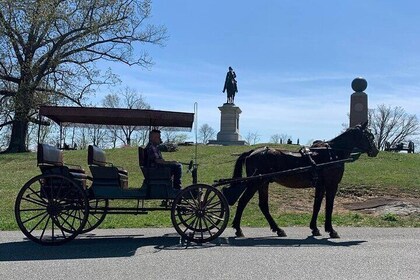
155 158 178 165
149 145 177 165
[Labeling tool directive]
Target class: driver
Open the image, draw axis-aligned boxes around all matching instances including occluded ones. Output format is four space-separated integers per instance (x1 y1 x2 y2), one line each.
145 129 182 189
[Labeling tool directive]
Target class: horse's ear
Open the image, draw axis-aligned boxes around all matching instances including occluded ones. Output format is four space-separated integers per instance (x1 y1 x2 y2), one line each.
360 121 368 129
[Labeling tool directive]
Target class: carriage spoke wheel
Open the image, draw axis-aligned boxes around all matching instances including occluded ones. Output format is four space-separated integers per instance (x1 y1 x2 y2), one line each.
171 184 229 243
80 198 108 234
15 174 88 245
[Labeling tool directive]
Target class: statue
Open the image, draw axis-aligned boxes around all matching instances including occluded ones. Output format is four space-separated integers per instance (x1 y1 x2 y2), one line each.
222 66 238 104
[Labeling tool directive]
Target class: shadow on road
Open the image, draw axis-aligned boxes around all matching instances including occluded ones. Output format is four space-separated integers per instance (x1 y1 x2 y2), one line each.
220 236 366 248
0 234 366 262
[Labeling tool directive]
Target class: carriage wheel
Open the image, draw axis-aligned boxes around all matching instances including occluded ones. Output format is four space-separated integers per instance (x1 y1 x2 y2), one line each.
80 198 108 234
171 184 229 243
15 174 88 245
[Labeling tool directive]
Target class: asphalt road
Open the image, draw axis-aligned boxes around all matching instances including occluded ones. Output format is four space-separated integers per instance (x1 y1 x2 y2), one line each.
1 227 419 280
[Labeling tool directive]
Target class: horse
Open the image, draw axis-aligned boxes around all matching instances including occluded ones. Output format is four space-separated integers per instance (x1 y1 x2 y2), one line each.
223 70 237 104
229 121 378 239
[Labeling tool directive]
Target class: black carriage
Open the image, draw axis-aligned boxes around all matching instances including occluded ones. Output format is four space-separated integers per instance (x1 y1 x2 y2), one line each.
15 106 230 245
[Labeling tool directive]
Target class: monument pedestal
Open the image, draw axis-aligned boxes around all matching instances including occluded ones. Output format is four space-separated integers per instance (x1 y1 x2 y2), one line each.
208 103 247 146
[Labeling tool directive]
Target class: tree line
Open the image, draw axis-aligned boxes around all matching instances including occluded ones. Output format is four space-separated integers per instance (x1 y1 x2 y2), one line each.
0 1 418 152
0 87 191 151
267 105 419 150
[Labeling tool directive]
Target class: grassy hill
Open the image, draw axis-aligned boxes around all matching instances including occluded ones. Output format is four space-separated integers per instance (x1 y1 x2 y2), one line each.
0 144 419 230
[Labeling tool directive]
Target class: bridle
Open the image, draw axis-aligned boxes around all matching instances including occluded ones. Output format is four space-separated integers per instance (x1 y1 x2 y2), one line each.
326 126 376 156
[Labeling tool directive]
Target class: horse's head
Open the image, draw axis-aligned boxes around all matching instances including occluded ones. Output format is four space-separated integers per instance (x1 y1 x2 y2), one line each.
352 121 379 157
329 121 379 157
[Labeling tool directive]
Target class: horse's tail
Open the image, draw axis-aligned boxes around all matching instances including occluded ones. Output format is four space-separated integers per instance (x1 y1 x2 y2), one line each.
231 149 254 187
222 149 254 206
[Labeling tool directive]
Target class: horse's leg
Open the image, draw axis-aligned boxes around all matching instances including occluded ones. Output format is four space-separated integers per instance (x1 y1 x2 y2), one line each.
232 184 258 237
325 184 340 238
310 185 325 236
258 182 286 237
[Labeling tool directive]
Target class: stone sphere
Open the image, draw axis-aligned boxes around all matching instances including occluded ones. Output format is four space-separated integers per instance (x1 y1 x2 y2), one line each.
351 77 367 92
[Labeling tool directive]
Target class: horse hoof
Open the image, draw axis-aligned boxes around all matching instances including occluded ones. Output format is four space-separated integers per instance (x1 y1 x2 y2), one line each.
276 229 287 237
235 230 244 238
312 229 321 236
329 231 340 239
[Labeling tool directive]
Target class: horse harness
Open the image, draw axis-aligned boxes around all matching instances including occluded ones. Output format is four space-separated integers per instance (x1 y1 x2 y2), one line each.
247 145 343 187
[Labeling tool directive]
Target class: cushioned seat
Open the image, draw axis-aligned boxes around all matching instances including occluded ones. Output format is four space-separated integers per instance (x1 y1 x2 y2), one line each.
138 147 172 180
138 147 174 198
88 145 128 189
37 143 87 188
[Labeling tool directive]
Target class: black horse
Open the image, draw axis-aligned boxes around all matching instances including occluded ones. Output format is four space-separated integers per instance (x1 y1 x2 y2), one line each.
229 122 378 238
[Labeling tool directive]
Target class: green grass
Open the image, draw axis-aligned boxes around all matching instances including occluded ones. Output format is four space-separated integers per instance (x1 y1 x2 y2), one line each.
340 151 420 196
0 144 419 230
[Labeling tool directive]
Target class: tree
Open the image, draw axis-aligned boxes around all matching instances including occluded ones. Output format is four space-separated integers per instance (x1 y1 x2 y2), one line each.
270 133 291 144
0 90 13 150
245 131 260 145
161 128 188 143
270 134 281 144
369 104 419 150
198 123 215 144
102 87 151 146
0 0 166 152
87 125 107 148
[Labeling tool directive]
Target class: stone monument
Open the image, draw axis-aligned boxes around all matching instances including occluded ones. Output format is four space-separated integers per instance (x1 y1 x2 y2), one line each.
350 77 368 127
208 104 246 145
208 67 246 145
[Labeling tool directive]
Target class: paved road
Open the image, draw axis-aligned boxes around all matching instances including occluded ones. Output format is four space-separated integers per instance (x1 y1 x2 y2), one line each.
1 227 419 280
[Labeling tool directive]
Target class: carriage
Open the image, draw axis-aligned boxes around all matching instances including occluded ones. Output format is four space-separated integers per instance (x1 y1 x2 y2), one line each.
15 105 378 245
15 105 230 245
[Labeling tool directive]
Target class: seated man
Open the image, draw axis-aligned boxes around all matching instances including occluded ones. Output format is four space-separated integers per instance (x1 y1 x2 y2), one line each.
145 129 182 189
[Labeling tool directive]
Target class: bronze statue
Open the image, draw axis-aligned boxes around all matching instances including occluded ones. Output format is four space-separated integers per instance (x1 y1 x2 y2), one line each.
222 66 238 104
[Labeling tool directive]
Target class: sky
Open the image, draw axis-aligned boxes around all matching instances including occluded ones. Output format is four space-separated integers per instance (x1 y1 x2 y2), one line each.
97 0 420 145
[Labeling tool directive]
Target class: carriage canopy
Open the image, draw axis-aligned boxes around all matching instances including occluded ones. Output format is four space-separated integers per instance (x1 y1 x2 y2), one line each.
39 106 195 130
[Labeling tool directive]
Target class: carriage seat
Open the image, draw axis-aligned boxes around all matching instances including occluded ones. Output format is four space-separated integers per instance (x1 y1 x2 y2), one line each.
138 147 172 181
88 145 128 189
138 147 174 198
37 143 87 187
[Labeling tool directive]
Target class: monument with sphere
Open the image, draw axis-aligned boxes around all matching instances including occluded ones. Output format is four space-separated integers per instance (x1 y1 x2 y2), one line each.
350 77 368 127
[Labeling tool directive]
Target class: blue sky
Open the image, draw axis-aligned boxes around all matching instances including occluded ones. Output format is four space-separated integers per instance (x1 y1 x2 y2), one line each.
98 1 420 144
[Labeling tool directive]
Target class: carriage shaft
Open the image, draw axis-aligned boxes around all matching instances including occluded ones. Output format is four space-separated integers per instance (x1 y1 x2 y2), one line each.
213 157 353 187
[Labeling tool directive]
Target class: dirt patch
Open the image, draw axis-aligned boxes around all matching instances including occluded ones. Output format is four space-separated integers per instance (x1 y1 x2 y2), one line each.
343 197 420 216
267 187 420 217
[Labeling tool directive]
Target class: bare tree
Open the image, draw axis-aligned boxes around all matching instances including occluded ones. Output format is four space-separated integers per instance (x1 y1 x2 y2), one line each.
173 133 189 143
0 93 13 150
369 104 419 150
245 131 260 145
161 129 174 143
160 128 188 143
78 128 89 150
136 129 149 146
199 124 215 144
0 0 166 152
102 87 151 146
87 126 108 148
270 134 281 144
270 133 291 144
